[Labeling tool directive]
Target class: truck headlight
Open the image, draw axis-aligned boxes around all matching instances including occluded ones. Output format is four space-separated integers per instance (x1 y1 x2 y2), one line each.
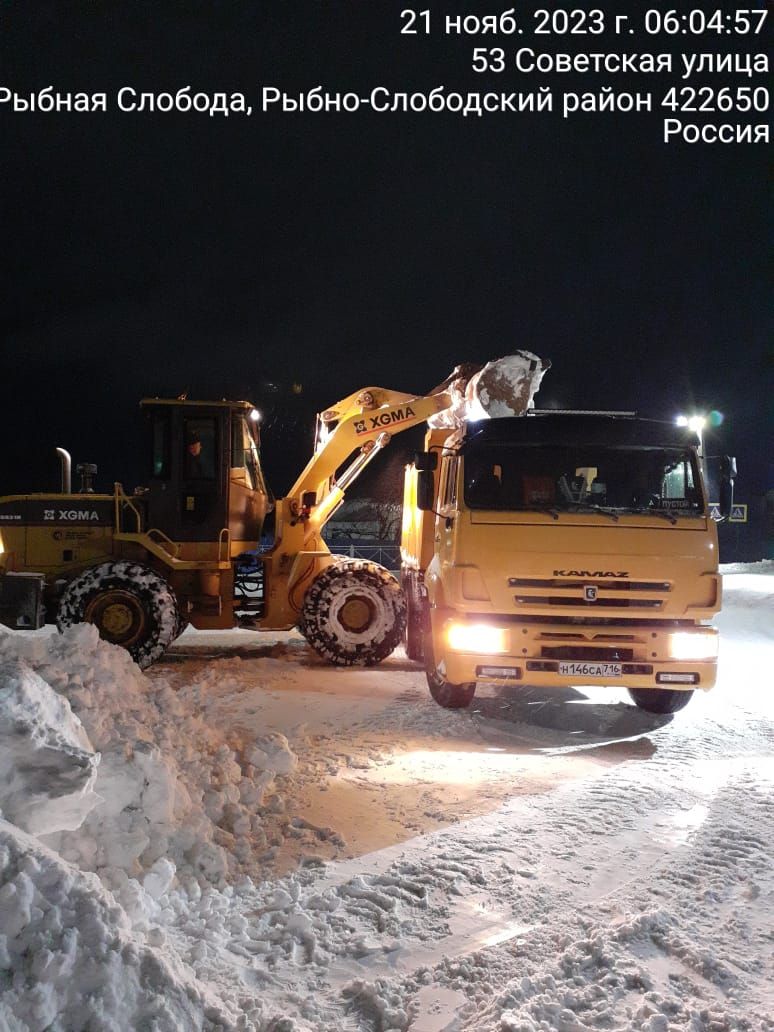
446 622 509 655
669 631 718 661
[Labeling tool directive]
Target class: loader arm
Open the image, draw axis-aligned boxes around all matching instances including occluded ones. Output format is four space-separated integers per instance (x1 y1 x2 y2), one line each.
282 386 453 532
261 386 452 628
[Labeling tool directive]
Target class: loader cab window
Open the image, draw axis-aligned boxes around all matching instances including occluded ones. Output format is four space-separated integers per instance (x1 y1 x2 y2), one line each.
231 414 267 493
150 410 171 479
184 418 216 480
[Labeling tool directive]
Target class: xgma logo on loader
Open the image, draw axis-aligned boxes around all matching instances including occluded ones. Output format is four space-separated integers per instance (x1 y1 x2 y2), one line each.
553 569 629 578
44 509 101 522
354 406 416 435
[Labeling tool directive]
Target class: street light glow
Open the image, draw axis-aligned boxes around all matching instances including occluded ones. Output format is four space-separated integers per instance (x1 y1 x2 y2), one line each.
676 413 707 433
676 412 708 463
688 415 707 434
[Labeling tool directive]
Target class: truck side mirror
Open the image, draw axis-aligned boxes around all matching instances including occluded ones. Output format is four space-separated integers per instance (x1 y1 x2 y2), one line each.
414 451 438 473
417 469 435 511
718 455 737 519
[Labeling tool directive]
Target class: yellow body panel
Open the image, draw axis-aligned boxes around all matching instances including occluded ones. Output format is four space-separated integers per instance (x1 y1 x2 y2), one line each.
436 514 720 619
0 493 116 575
424 513 720 692
434 609 719 691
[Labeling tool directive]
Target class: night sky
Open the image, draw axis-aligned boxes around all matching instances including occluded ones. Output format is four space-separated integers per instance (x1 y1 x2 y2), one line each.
1 2 770 500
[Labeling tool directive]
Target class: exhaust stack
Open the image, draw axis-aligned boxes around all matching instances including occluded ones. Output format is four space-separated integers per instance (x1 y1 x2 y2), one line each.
56 447 72 494
76 463 97 494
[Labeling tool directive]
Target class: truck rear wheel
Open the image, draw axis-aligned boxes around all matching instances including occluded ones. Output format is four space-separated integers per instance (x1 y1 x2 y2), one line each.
300 559 406 666
627 687 694 714
57 561 179 669
403 570 425 663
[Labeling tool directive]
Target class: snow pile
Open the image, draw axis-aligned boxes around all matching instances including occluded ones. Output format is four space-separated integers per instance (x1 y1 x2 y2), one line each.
429 351 550 428
0 625 298 886
0 658 99 836
1 566 772 1030
0 820 244 1032
720 559 774 575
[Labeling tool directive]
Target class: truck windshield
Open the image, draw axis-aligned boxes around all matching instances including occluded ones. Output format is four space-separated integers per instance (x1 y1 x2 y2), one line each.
463 444 702 515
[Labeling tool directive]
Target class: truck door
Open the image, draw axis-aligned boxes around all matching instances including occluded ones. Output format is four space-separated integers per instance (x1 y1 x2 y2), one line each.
438 455 460 565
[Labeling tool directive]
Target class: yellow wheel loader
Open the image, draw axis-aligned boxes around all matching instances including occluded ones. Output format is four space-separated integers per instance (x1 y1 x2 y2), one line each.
0 388 452 668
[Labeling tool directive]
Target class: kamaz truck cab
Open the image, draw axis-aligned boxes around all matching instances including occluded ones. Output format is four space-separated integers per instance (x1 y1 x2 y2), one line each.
402 412 735 714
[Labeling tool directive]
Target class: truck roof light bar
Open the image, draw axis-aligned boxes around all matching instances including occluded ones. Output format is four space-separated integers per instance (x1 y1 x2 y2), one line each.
528 409 637 417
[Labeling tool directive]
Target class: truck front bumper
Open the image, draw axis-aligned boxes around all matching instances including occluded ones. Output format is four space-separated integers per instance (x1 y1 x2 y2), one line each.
430 611 718 692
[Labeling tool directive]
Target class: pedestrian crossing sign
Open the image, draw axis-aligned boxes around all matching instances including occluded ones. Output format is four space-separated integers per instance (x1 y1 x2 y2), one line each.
709 502 748 522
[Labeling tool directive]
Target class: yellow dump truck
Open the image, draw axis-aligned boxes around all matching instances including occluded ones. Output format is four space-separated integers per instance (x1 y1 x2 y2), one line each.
402 411 736 714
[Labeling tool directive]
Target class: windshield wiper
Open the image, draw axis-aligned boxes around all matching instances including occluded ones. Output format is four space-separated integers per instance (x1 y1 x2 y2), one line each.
522 506 560 520
620 506 678 525
563 503 620 523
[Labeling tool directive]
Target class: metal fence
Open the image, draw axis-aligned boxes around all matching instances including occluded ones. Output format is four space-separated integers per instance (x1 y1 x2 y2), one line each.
335 544 401 571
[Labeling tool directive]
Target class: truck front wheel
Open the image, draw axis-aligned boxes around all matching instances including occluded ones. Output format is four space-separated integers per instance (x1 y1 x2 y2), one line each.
57 561 179 669
300 560 406 666
628 687 694 714
427 669 477 709
424 632 476 708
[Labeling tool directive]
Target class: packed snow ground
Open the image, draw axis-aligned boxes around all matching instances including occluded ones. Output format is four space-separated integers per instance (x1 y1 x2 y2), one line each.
1 563 772 1030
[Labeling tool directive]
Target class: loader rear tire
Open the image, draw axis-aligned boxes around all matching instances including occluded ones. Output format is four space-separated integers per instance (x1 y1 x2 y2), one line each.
57 561 179 669
299 560 406 666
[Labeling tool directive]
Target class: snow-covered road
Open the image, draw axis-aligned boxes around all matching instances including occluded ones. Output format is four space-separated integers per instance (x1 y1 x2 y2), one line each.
1 564 772 1031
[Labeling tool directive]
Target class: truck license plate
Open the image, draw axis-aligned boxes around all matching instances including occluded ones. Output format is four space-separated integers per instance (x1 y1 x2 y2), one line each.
558 661 622 677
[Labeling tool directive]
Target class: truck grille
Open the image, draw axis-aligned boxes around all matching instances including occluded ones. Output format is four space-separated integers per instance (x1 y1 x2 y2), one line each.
515 595 663 609
509 576 670 611
509 578 670 592
540 645 634 662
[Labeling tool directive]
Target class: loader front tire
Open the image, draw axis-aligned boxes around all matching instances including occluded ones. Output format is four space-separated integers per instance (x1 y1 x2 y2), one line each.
57 561 179 669
299 560 406 666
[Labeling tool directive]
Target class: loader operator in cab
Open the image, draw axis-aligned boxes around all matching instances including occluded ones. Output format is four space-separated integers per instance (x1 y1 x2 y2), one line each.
185 427 214 479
